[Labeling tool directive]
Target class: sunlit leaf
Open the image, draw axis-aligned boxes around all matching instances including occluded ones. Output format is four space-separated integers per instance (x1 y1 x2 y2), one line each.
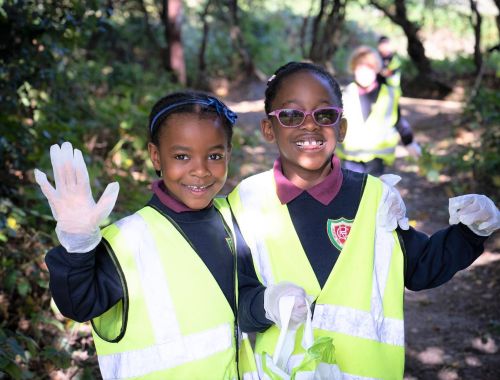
17 280 31 297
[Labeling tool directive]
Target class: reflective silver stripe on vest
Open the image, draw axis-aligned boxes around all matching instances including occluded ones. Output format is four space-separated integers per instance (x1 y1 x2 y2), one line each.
98 324 232 379
384 85 395 119
236 171 276 286
312 304 403 346
98 214 233 379
295 368 376 380
242 371 260 380
312 182 404 346
340 146 396 156
263 353 376 380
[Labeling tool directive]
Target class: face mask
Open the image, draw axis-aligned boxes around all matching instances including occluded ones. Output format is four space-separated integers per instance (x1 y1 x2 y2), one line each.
354 66 377 88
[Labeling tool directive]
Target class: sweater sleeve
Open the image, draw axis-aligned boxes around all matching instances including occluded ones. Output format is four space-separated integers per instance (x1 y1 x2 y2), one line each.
395 107 414 145
402 223 487 291
235 224 273 333
45 241 124 322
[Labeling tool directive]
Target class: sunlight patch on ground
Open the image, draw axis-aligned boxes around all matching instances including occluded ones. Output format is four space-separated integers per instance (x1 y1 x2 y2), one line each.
471 335 498 354
465 355 482 367
437 368 459 380
416 346 446 365
226 99 265 113
469 250 500 267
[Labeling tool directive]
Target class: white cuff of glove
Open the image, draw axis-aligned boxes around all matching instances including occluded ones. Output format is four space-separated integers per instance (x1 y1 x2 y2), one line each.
449 194 500 236
378 174 409 231
405 141 422 158
56 226 102 253
264 282 308 330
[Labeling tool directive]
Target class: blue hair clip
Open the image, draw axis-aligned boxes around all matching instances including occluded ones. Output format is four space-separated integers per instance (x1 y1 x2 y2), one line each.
207 97 238 125
150 97 237 134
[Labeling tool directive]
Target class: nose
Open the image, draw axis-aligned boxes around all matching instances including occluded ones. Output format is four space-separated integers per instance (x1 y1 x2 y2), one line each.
300 113 319 131
190 158 211 178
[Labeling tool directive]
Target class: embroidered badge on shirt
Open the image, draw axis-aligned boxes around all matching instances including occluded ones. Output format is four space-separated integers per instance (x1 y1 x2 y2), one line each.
327 218 353 251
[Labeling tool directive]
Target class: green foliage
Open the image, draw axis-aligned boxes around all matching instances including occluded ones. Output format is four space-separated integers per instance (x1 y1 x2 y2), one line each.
0 196 80 379
0 1 175 377
240 8 303 76
417 87 500 199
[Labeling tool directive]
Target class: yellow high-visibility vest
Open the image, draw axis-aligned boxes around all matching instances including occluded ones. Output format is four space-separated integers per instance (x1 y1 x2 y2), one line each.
228 171 405 379
338 83 400 165
385 55 402 88
91 199 258 380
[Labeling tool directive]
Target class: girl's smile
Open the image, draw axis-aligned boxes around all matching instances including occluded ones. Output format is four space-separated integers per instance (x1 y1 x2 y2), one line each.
293 134 326 150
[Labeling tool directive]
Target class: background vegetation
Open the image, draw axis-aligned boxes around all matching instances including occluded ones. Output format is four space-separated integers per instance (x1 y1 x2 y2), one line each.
1 0 499 378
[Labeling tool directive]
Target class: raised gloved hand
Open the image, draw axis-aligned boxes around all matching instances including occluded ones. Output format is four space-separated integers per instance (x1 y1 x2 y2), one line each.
34 142 119 252
405 141 422 159
449 194 499 236
264 282 309 330
378 174 409 231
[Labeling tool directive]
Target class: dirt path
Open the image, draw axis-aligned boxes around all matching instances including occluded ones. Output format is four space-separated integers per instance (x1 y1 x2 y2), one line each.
223 83 500 379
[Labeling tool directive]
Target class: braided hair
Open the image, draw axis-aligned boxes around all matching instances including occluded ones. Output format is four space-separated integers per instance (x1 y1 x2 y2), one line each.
264 62 343 114
148 91 235 147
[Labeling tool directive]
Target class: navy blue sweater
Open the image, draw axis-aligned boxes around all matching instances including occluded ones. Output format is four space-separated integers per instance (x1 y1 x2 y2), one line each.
236 169 487 332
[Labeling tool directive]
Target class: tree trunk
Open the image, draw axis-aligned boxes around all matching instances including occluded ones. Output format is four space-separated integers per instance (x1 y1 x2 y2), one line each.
162 0 186 85
469 0 482 75
492 0 500 51
196 0 213 90
226 0 255 77
308 0 347 66
309 0 327 62
370 0 432 77
322 0 346 60
300 1 315 58
138 0 161 51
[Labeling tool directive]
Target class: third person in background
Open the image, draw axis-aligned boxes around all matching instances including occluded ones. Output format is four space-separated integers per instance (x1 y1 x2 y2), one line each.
377 35 402 88
338 45 421 176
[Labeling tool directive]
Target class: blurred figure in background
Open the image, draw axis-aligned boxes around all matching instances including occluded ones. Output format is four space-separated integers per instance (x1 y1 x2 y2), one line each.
377 35 402 88
338 45 421 176
378 36 419 165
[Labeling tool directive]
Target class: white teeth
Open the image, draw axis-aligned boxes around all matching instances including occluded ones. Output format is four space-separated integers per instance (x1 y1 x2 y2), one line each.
186 185 209 190
296 140 324 146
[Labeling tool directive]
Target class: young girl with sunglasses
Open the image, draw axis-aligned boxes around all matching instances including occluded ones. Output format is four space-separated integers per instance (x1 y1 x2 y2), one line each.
35 91 257 379
229 61 499 379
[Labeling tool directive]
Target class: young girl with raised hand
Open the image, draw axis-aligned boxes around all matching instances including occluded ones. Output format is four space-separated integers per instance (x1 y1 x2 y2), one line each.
35 91 257 380
229 62 499 379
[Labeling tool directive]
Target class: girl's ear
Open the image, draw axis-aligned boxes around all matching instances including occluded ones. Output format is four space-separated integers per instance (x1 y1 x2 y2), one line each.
261 118 276 143
148 142 162 171
337 118 348 143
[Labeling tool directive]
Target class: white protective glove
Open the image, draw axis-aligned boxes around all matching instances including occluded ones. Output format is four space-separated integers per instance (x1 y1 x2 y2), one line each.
449 194 499 236
405 141 422 159
378 174 410 231
34 142 119 252
264 282 309 330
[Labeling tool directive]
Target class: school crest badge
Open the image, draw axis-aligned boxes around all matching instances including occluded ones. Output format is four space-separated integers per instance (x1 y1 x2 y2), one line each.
327 218 353 251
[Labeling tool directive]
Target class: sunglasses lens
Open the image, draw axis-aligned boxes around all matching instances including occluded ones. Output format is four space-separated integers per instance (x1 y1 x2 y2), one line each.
278 109 304 127
313 108 340 126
